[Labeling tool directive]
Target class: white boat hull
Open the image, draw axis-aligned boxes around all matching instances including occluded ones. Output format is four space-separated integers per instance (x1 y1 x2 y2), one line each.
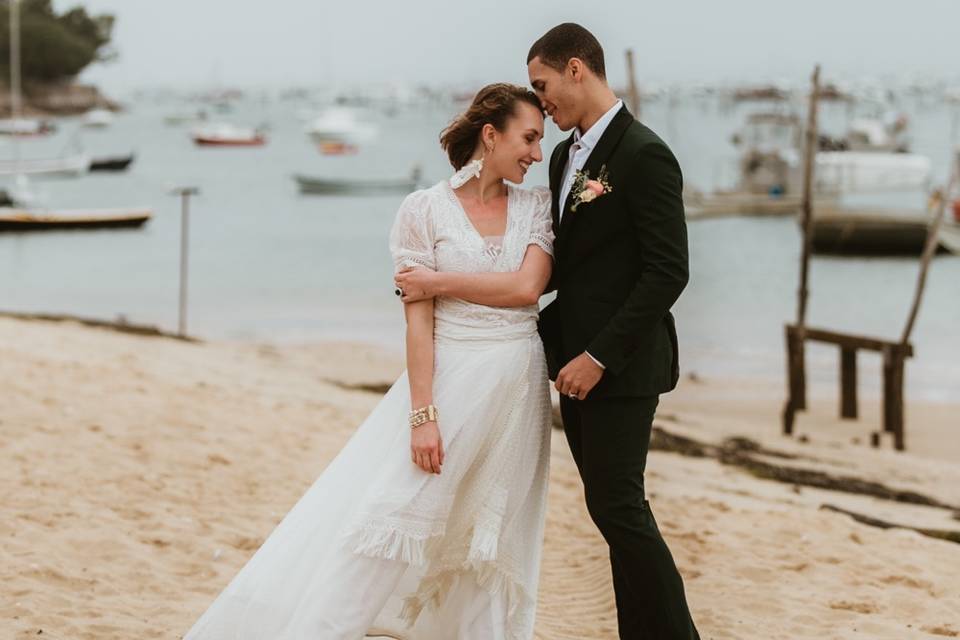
815 152 932 193
0 154 91 178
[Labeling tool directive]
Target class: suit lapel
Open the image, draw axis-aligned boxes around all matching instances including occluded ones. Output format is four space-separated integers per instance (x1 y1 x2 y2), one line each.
549 134 574 237
557 105 635 245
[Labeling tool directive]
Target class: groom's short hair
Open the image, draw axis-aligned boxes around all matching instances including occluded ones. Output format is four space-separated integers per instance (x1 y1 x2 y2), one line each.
527 23 606 81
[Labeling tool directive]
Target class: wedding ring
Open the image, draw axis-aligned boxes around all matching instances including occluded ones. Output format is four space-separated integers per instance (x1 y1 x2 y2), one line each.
568 392 579 400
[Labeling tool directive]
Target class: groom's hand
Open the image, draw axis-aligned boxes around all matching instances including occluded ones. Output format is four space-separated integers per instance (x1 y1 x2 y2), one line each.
556 353 604 400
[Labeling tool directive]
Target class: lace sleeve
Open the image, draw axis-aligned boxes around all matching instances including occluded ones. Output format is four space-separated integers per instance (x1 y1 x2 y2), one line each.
389 191 436 272
528 186 554 257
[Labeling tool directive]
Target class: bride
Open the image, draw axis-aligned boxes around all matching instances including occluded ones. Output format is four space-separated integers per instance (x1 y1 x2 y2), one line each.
183 83 555 640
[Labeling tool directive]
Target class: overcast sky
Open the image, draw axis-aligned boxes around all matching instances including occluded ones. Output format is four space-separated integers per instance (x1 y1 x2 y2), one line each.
54 0 960 92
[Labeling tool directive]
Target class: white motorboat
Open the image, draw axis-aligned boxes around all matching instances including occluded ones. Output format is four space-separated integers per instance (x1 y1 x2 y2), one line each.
815 152 932 193
81 108 115 128
304 108 378 147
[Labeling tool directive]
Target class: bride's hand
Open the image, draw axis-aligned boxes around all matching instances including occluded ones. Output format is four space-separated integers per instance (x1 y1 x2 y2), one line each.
395 268 438 303
410 421 444 474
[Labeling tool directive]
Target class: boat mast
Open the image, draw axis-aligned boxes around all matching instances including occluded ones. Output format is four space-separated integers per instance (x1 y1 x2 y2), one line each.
8 0 25 197
9 0 19 121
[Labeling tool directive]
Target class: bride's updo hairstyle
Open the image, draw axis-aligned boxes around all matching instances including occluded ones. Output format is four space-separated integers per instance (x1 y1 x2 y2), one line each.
440 83 543 170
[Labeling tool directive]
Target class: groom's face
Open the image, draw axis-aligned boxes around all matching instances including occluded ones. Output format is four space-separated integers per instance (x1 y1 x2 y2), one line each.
528 56 578 132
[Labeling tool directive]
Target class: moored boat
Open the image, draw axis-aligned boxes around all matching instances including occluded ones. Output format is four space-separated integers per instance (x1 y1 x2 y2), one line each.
0 153 91 178
0 207 153 231
90 153 135 172
293 166 422 195
0 118 56 137
81 108 115 129
191 123 266 146
305 108 377 149
809 201 959 256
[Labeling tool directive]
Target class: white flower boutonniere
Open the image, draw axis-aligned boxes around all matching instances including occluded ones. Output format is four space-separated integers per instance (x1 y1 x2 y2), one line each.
570 164 613 212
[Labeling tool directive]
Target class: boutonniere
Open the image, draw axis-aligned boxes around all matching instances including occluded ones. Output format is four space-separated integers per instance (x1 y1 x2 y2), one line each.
570 165 613 212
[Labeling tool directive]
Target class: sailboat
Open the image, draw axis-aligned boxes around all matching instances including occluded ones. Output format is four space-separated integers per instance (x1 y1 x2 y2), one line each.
0 0 152 232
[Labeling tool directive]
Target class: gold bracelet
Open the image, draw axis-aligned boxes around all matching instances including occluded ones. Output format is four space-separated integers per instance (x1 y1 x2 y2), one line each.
409 404 439 429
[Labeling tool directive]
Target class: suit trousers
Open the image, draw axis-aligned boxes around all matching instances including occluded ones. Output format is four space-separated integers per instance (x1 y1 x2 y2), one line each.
560 394 700 640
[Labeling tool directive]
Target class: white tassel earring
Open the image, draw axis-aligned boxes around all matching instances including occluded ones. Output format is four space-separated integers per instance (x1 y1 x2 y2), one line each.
449 142 490 189
450 156 483 189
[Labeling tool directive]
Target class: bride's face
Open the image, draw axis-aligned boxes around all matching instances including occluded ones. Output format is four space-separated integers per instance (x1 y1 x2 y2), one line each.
486 102 544 184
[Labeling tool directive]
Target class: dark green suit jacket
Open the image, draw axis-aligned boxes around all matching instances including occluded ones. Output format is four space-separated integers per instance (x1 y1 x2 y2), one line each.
537 105 689 398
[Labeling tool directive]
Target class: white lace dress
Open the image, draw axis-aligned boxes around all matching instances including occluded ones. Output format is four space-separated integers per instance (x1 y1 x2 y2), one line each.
183 181 555 640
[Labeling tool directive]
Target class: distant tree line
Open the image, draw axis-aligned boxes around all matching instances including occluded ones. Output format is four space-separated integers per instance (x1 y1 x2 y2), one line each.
0 0 114 84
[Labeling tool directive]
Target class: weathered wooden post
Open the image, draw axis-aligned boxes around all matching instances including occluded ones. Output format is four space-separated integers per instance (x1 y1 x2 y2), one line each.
783 65 821 435
624 49 641 119
885 154 959 451
9 0 21 120
780 90 946 451
840 346 857 419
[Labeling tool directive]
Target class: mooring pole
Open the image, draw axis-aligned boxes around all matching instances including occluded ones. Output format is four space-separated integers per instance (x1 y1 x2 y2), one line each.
170 186 200 338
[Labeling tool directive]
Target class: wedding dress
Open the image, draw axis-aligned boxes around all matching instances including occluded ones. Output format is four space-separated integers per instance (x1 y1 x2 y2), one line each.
183 180 555 640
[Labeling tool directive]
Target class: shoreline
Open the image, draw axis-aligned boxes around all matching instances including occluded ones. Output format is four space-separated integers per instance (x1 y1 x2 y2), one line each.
4 306 956 405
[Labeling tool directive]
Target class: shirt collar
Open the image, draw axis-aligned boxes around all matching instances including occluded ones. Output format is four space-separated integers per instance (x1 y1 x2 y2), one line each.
573 99 623 151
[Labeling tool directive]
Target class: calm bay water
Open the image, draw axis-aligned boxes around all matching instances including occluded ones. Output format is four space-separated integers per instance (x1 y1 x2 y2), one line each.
1 93 957 401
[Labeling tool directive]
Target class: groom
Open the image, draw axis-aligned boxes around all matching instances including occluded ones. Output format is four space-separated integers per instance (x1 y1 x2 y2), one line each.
529 24 699 639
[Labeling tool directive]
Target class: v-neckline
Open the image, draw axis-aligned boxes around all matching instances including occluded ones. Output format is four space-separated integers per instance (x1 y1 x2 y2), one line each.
445 180 513 245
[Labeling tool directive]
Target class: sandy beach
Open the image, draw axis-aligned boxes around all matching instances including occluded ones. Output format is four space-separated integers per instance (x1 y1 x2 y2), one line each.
2 315 958 639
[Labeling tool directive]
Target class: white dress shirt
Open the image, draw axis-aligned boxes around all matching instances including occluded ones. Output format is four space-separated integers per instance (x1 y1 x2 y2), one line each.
557 99 623 372
558 99 623 223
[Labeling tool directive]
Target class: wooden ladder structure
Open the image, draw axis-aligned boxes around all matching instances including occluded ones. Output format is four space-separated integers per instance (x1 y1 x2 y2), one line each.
782 66 957 452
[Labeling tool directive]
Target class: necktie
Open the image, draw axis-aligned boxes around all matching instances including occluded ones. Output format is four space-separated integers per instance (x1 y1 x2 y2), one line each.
561 141 583 221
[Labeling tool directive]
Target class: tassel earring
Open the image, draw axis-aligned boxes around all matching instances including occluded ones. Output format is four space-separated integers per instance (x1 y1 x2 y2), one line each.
449 156 483 189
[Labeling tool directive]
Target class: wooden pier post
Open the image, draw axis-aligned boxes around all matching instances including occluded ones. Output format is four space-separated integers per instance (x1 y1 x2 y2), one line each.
783 326 799 434
881 345 906 451
840 347 857 419
783 65 821 434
